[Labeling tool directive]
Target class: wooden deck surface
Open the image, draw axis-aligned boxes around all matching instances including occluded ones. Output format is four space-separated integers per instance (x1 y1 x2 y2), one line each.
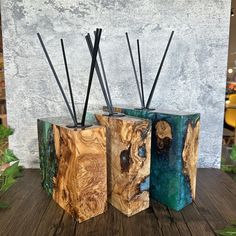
0 169 236 236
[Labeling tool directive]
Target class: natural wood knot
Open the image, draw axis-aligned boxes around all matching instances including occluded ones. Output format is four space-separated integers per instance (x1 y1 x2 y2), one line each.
120 146 133 172
155 121 172 153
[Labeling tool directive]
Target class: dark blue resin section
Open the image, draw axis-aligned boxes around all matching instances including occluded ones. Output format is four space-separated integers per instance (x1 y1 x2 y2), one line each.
138 145 146 158
140 176 150 192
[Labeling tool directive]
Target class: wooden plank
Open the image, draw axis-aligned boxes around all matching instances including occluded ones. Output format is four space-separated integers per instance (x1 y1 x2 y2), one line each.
194 176 228 231
55 212 76 236
151 200 181 236
75 206 110 236
75 205 132 236
76 205 162 236
120 207 163 236
181 204 215 236
13 191 51 235
1 169 234 236
168 209 192 236
33 200 64 236
95 114 151 217
197 169 236 223
107 206 162 236
212 169 236 197
0 170 51 235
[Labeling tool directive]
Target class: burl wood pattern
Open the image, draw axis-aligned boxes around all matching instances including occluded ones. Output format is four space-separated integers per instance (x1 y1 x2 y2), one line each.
182 120 200 199
95 114 151 216
104 107 200 211
52 125 107 223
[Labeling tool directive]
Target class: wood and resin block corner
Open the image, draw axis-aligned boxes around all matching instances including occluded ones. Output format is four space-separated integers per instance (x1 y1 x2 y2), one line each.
104 107 200 211
150 112 200 211
37 117 107 222
95 114 151 216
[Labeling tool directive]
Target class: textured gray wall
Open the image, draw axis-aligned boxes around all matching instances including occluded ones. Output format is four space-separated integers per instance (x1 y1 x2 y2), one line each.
1 0 231 168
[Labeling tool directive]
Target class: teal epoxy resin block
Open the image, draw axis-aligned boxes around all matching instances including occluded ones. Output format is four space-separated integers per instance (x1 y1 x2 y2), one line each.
104 106 200 211
37 119 57 195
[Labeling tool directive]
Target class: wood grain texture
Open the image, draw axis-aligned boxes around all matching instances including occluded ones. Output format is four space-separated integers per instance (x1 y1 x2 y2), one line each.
104 107 200 211
52 125 107 223
155 120 172 153
182 120 200 199
95 114 151 216
0 170 51 236
1 169 236 236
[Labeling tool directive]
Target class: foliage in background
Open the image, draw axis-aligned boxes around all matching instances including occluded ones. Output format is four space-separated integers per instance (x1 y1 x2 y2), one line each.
221 165 236 174
219 146 236 235
215 221 236 236
0 125 22 208
230 144 236 161
221 145 236 174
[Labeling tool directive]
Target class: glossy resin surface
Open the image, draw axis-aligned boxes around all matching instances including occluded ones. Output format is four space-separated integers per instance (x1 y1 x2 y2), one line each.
109 107 200 211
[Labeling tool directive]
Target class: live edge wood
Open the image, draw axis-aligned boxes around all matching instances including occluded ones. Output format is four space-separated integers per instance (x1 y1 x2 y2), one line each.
37 118 107 223
95 114 151 216
182 120 200 199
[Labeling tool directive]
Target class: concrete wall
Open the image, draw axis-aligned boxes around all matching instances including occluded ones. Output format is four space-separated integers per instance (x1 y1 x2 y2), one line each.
1 0 231 168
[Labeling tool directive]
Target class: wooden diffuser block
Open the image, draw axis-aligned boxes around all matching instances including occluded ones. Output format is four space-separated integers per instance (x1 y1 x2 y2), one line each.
37 117 107 222
104 107 200 211
95 114 151 216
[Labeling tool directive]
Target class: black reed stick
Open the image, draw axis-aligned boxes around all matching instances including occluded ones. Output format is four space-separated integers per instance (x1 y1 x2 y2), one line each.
137 39 145 107
96 34 114 111
81 29 102 126
61 38 78 124
125 32 143 108
85 33 113 115
37 33 77 127
145 31 174 109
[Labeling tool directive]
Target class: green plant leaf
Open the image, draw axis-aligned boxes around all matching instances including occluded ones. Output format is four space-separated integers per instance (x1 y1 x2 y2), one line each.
0 125 13 140
0 202 9 209
221 165 236 174
0 126 22 209
230 145 236 161
1 149 18 164
216 226 236 235
3 162 23 179
0 175 16 192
